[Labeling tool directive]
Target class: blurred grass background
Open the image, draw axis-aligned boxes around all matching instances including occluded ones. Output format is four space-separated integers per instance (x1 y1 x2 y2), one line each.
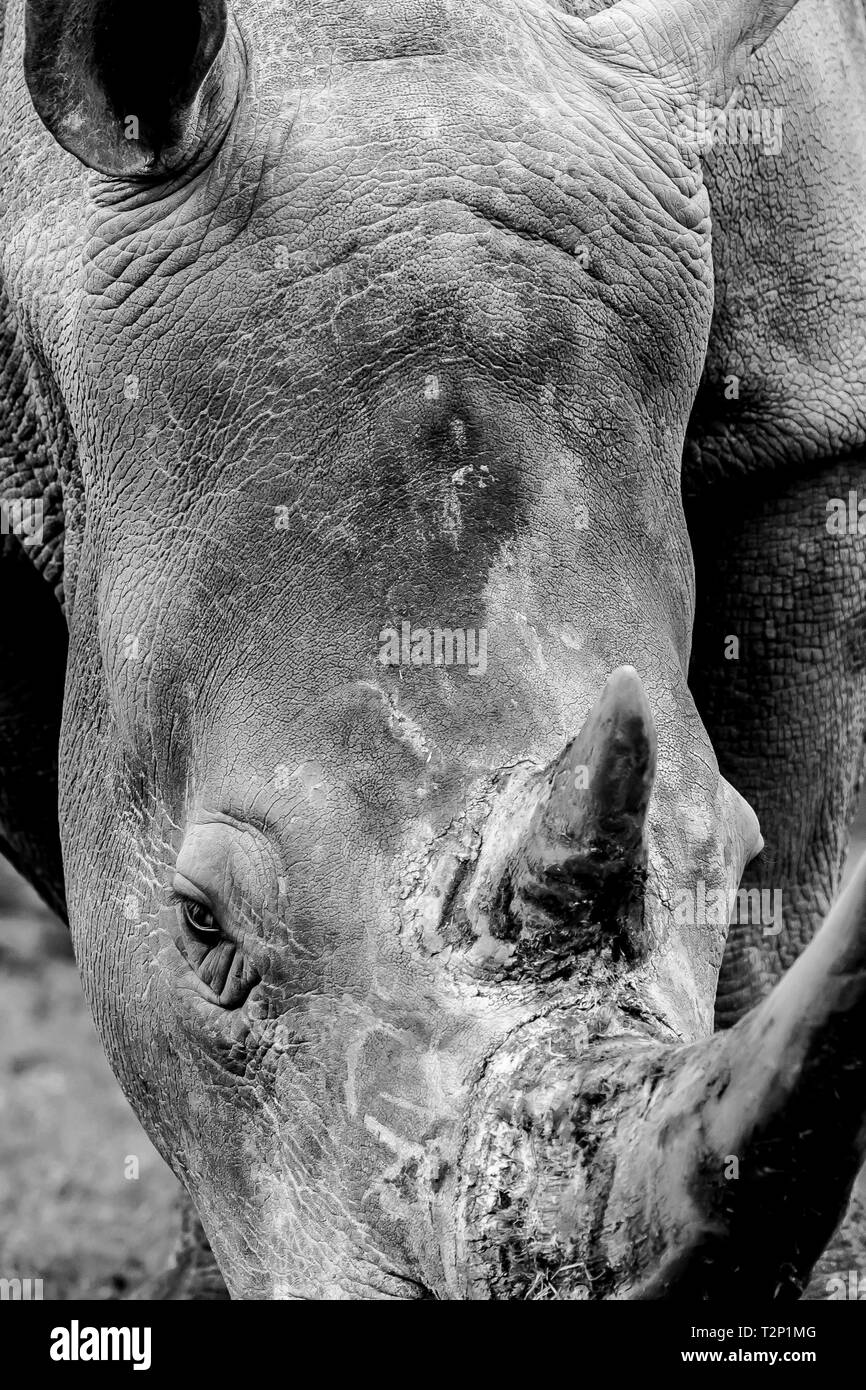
2 798 866 1300
0 860 178 1299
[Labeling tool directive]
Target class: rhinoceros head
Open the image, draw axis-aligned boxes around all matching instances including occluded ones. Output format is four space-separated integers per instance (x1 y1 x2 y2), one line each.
15 0 855 1301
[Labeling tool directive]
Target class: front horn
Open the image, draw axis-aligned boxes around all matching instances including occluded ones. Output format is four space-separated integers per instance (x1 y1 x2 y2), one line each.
490 665 657 976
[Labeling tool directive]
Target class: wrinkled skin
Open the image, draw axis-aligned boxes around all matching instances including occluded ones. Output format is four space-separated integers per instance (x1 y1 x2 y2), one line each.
1 0 865 1299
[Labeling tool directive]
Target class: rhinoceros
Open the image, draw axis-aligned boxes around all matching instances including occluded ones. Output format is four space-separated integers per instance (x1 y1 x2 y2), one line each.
1 0 865 1300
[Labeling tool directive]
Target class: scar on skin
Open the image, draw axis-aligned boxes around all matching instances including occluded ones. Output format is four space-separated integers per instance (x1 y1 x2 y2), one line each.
378 1092 436 1118
344 1013 404 1118
354 681 437 765
363 1116 425 1161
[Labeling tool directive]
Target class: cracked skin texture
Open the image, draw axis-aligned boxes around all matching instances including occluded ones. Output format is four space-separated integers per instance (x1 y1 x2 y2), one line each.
0 0 865 1297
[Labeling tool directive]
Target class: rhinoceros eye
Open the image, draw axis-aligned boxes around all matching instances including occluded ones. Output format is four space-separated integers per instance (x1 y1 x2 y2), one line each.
170 880 222 941
180 896 221 942
170 880 256 1009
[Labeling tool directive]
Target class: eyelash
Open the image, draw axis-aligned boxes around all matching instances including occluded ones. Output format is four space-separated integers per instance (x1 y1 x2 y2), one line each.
169 888 222 941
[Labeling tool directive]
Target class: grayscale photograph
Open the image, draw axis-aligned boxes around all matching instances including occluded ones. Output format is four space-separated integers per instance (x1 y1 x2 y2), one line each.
0 0 864 1350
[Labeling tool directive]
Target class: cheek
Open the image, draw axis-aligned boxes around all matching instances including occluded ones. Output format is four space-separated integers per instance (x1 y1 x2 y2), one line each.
70 911 189 1166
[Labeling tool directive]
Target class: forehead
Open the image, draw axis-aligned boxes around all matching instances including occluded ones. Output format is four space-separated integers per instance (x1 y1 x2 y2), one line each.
78 2 708 661
88 0 707 291
85 39 708 427
246 0 581 81
240 11 698 243
77 0 712 412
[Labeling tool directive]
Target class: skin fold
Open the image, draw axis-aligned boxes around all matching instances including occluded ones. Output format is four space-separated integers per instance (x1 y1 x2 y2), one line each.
1 0 865 1298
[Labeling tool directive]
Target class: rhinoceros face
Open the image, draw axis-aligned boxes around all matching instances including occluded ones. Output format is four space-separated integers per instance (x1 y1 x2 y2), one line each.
19 0 844 1299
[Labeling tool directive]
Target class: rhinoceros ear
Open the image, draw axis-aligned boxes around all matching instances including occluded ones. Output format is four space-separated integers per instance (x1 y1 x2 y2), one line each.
24 0 235 177
581 0 799 97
